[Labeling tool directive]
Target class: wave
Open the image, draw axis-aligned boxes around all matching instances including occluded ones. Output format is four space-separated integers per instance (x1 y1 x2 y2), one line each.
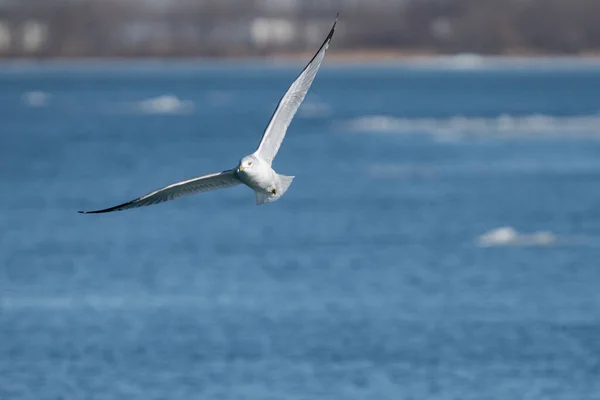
21 91 50 107
477 227 557 247
134 94 194 115
299 101 332 118
341 114 600 140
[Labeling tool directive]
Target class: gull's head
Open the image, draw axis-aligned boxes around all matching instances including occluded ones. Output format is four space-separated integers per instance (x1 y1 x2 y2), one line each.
237 155 257 174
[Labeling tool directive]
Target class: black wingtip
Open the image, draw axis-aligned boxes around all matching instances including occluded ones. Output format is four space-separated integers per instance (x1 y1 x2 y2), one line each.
78 208 120 214
77 199 135 214
78 209 116 214
331 13 339 35
78 210 100 214
321 13 338 46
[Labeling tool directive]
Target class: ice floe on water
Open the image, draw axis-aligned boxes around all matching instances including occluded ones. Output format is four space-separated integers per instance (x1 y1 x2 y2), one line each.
341 113 600 140
136 94 194 115
105 94 195 115
477 227 557 247
299 101 332 118
22 91 50 107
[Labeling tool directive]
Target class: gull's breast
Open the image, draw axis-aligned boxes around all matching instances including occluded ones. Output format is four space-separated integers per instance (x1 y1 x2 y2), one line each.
237 168 274 193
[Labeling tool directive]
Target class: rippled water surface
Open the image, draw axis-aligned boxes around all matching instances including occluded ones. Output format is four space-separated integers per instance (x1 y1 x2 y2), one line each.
1 60 600 399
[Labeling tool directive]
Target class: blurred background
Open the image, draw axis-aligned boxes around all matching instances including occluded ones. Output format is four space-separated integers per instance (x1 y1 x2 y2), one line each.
2 1 600 400
0 0 600 58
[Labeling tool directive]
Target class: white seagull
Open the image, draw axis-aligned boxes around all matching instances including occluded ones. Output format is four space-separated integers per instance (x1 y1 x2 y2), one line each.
79 15 337 214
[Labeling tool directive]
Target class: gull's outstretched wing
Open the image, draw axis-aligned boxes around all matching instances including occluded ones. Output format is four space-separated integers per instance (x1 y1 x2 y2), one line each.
78 170 241 214
255 14 338 165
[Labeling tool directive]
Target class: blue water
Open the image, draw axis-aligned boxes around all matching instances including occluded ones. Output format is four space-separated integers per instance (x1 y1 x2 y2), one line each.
1 61 600 399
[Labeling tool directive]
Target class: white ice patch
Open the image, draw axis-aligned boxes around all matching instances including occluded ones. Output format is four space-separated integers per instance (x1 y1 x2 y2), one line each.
342 114 600 140
299 101 331 118
477 227 557 247
135 95 194 115
22 91 50 107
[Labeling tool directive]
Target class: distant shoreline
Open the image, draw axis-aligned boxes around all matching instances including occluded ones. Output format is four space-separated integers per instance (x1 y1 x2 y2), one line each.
2 50 600 66
266 49 600 62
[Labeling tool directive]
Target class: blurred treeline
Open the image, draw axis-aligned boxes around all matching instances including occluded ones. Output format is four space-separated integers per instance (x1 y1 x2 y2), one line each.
1 0 599 58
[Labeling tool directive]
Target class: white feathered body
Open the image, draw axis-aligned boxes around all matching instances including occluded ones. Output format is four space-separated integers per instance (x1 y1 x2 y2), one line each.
236 155 294 205
237 156 276 193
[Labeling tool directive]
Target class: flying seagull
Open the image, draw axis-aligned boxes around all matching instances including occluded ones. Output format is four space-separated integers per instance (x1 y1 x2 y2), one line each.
79 15 337 214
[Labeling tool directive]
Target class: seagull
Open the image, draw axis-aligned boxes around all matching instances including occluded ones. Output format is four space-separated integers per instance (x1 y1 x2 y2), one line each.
79 15 337 214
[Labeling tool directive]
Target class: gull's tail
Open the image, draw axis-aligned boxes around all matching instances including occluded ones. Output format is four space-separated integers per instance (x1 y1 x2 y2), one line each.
276 174 295 196
255 174 295 205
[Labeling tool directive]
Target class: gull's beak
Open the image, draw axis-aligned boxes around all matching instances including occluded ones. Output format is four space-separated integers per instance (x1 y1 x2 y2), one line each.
237 165 245 173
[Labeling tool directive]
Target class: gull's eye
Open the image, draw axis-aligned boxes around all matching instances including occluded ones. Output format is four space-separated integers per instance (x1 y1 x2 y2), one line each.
248 162 253 166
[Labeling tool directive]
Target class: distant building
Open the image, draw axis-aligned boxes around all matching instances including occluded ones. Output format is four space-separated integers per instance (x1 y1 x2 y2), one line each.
21 20 47 52
251 18 295 48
